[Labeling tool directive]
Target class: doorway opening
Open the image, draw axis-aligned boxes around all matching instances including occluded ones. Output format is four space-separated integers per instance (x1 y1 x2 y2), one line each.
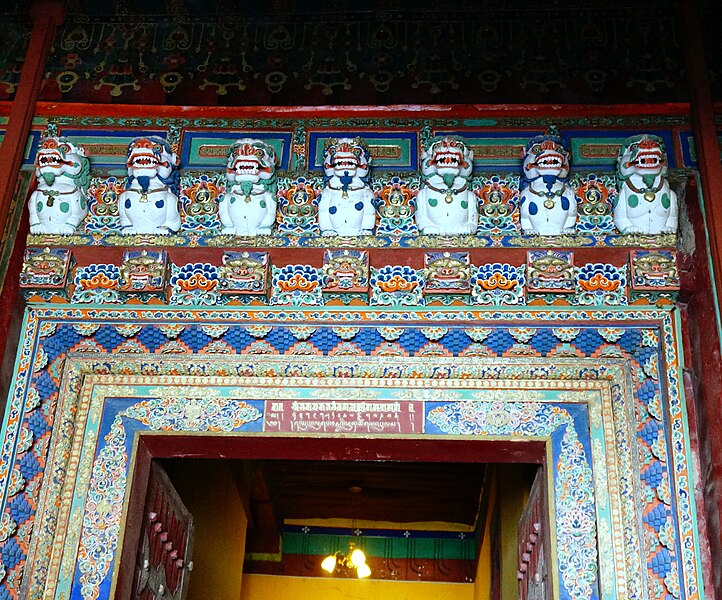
118 436 552 600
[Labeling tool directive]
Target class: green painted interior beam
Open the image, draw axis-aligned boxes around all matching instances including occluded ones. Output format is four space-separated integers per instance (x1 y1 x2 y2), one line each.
282 532 476 560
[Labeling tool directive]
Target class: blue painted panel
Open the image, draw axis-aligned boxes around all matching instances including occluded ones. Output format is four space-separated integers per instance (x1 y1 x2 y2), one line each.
2 130 42 166
433 129 541 170
562 129 677 170
57 128 168 169
307 130 419 171
680 131 696 167
436 128 677 171
678 129 719 168
181 129 293 171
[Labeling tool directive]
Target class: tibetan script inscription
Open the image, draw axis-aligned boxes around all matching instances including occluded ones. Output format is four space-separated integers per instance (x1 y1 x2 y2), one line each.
264 399 423 434
368 145 402 160
578 143 621 159
470 144 525 160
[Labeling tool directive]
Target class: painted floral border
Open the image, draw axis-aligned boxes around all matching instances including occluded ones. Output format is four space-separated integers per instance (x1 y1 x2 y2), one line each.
0 306 701 600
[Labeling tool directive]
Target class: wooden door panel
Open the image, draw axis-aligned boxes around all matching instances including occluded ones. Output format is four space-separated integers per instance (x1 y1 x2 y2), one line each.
517 465 550 600
133 461 194 600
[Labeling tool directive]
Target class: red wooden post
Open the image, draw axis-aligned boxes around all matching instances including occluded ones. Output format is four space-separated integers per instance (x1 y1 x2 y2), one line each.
680 2 722 599
0 1 66 253
0 0 66 401
681 1 722 307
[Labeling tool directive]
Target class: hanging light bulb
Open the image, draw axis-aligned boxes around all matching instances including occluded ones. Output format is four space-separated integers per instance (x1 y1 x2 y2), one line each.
350 547 366 568
320 544 372 578
321 554 339 574
319 485 372 578
356 563 371 579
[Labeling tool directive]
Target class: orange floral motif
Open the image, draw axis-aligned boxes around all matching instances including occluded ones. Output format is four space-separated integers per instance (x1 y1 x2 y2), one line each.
277 273 318 292
576 177 611 217
478 272 517 291
184 179 220 216
86 178 123 220
578 272 620 292
80 272 117 290
377 275 418 293
177 273 218 292
378 182 413 218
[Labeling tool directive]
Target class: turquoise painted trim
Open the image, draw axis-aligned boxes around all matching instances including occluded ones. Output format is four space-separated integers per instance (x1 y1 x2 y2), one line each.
694 171 722 356
0 310 32 513
460 119 499 127
673 307 707 600
587 388 618 600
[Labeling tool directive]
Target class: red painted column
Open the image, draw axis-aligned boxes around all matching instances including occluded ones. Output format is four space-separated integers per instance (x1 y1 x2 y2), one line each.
681 2 722 307
0 1 67 400
0 1 66 253
680 2 722 600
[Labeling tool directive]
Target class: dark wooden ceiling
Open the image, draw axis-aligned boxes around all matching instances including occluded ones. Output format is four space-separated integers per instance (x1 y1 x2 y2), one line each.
7 0 722 105
231 458 490 558
5 0 679 17
154 457 491 561
250 459 488 526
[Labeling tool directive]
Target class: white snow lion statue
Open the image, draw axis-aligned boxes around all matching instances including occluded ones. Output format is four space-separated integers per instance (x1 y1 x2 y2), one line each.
118 136 181 235
614 134 678 235
29 136 91 235
220 138 278 236
318 137 375 236
519 132 577 235
415 137 477 235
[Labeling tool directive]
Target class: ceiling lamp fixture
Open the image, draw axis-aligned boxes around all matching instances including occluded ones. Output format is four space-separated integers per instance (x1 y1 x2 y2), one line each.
321 542 371 578
320 485 371 579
